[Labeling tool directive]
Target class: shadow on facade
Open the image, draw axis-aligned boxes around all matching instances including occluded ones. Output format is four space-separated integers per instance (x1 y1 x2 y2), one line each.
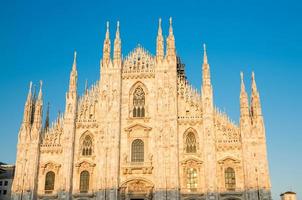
12 188 272 200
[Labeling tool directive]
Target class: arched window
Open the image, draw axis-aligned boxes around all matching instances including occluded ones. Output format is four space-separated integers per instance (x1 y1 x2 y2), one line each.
185 132 197 153
225 167 236 190
133 87 145 118
131 139 144 162
187 168 198 191
80 170 90 193
44 171 55 193
82 135 92 156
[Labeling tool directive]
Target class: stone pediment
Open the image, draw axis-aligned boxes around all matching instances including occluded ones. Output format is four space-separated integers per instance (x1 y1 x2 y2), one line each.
217 156 241 164
181 156 203 165
124 123 152 132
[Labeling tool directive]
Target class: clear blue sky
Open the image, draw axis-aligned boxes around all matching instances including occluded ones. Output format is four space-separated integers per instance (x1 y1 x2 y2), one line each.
0 0 301 199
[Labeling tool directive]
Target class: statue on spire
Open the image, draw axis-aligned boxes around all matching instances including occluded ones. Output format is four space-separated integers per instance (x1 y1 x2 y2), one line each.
166 17 176 61
251 71 262 117
202 43 211 87
69 51 78 93
113 21 121 66
103 21 111 66
240 72 250 118
156 18 164 62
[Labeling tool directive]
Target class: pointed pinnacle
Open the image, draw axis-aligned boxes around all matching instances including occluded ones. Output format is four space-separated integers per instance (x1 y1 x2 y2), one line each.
158 18 162 34
116 21 120 38
27 81 33 100
38 80 43 100
72 50 77 70
203 43 208 64
251 71 258 92
106 21 110 39
240 72 246 91
169 17 173 34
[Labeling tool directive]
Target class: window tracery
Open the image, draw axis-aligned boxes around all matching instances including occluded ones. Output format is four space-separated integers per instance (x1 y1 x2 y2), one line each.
82 135 92 156
133 87 145 118
185 132 197 153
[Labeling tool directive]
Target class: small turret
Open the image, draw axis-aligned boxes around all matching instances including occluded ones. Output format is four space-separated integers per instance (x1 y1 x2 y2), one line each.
113 21 121 67
166 17 176 62
156 18 164 62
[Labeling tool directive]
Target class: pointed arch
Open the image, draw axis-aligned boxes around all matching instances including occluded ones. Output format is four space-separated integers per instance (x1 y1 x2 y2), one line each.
184 128 198 153
129 81 149 118
80 131 94 157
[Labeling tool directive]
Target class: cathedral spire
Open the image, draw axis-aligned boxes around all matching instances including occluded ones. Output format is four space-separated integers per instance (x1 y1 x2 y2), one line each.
156 18 164 62
240 72 250 117
103 21 111 66
202 44 211 87
251 71 262 117
69 51 78 93
113 21 121 66
201 43 213 114
22 81 33 125
166 17 176 61
33 80 43 129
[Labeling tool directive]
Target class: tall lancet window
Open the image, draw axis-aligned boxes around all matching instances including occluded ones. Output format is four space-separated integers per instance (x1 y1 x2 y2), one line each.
82 135 92 156
80 170 90 193
225 167 236 190
131 139 144 162
133 87 145 118
44 171 55 193
185 132 197 153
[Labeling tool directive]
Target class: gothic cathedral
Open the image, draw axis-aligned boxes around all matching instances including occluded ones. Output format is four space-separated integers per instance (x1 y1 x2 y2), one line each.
11 18 272 200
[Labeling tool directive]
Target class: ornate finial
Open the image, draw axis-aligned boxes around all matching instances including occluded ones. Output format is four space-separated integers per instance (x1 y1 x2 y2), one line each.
169 17 173 34
115 21 120 38
38 80 43 100
26 81 33 101
240 72 246 91
158 18 162 34
251 71 258 92
203 43 208 64
105 21 110 39
72 50 77 70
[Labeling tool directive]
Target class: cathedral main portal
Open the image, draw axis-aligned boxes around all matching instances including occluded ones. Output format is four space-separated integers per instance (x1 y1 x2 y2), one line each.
120 179 154 200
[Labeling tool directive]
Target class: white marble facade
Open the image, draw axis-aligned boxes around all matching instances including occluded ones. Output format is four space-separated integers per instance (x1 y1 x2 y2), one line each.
11 18 272 200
